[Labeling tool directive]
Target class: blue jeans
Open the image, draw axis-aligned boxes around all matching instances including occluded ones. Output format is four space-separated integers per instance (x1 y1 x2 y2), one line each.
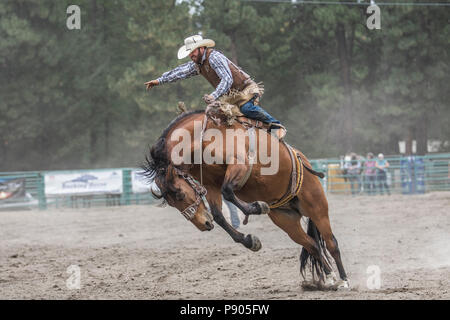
240 98 280 125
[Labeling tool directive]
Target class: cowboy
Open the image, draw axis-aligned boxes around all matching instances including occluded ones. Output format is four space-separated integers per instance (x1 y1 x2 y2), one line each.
145 35 284 132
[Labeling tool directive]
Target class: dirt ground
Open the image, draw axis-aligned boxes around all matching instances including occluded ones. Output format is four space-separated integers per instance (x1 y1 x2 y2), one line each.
1 192 449 300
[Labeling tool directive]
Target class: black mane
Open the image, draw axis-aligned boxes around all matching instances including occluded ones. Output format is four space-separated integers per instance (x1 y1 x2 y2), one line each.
142 110 204 181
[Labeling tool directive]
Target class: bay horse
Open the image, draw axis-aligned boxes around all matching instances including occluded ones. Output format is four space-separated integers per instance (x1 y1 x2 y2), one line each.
144 109 349 289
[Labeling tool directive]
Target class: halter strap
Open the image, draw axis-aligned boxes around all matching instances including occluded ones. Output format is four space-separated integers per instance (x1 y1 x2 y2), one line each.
269 143 304 209
173 166 212 221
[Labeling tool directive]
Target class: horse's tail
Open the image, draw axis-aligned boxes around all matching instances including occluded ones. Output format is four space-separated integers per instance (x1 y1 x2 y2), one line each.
299 218 331 280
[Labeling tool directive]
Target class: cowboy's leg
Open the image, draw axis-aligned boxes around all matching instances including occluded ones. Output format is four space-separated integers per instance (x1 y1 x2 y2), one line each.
240 99 280 125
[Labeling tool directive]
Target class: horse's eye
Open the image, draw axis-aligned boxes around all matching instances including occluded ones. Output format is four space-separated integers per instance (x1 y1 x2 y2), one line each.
175 192 185 201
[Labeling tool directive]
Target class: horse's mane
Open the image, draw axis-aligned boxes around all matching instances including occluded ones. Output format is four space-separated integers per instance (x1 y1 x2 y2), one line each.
143 109 204 181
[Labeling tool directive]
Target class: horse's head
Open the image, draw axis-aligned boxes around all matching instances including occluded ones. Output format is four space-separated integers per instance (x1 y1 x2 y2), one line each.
144 110 215 231
149 163 214 232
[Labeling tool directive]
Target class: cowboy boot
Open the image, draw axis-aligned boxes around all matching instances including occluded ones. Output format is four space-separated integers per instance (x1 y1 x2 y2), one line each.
268 123 287 140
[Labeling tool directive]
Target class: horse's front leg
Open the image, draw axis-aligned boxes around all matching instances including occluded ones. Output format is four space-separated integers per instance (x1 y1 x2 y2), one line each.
211 204 262 252
206 188 262 252
221 164 270 217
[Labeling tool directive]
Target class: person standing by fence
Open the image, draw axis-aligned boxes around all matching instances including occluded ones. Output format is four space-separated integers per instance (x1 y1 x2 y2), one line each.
347 153 361 195
224 199 241 229
376 153 390 195
364 152 377 195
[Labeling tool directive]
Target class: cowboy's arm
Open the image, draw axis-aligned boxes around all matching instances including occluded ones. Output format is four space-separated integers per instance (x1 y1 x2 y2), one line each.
157 61 198 84
208 51 233 100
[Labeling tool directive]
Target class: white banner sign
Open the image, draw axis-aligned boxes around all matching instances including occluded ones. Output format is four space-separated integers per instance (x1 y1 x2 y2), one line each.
45 170 123 195
131 170 150 194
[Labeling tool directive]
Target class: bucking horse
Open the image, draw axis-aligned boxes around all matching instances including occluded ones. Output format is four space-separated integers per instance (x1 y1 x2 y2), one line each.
143 108 349 289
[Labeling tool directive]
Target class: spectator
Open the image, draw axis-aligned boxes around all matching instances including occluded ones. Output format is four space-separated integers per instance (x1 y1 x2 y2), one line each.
224 199 241 229
376 153 391 195
347 153 361 196
342 154 351 182
364 152 377 195
356 153 365 193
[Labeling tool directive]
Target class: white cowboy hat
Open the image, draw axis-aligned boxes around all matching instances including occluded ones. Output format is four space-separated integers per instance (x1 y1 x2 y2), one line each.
177 35 215 59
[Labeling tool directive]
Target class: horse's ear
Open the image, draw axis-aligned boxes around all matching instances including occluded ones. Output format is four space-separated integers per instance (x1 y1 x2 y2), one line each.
177 101 188 114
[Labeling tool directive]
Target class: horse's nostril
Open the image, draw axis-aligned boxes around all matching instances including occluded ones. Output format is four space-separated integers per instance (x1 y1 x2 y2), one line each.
205 221 214 230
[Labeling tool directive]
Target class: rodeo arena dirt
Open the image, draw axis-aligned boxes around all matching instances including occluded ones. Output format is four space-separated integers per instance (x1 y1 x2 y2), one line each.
1 192 449 300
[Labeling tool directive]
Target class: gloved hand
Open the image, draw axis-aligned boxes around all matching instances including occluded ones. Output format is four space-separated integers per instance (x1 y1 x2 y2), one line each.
203 94 215 105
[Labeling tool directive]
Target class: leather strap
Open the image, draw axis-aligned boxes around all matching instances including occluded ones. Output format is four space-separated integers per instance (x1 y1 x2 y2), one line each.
236 126 256 189
269 142 304 209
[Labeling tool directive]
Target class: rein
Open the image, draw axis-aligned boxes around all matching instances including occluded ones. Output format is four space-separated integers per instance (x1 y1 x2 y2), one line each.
200 114 208 185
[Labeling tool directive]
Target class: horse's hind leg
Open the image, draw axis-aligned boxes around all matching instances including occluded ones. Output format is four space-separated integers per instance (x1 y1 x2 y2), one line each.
297 195 349 286
268 208 334 284
310 214 348 284
221 164 270 217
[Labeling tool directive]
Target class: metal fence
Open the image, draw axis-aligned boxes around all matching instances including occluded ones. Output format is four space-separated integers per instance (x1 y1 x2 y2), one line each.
310 153 450 195
1 153 449 210
0 168 154 210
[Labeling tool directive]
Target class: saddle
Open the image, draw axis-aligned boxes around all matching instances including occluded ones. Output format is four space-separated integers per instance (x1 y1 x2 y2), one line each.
236 117 287 140
231 120 300 204
199 105 323 222
205 102 287 140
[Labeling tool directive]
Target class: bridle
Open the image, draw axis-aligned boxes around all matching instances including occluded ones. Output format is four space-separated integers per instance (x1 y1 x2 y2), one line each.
172 166 212 221
163 114 211 222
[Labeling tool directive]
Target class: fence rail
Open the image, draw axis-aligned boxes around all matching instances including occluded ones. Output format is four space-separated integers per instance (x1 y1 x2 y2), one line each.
0 168 154 210
1 153 449 210
310 153 450 195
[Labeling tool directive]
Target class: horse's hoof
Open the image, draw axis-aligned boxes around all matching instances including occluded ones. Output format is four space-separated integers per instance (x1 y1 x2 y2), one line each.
246 234 262 252
303 281 338 291
335 279 350 290
325 273 337 286
256 201 270 215
301 280 319 291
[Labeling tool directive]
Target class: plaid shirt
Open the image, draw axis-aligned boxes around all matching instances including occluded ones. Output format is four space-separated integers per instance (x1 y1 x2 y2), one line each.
157 50 234 100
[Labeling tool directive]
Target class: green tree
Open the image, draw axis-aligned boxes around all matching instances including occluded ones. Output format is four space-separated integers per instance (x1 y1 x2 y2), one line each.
372 5 450 155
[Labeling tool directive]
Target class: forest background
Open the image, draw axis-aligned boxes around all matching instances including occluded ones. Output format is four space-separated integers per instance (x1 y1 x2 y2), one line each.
0 0 448 171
